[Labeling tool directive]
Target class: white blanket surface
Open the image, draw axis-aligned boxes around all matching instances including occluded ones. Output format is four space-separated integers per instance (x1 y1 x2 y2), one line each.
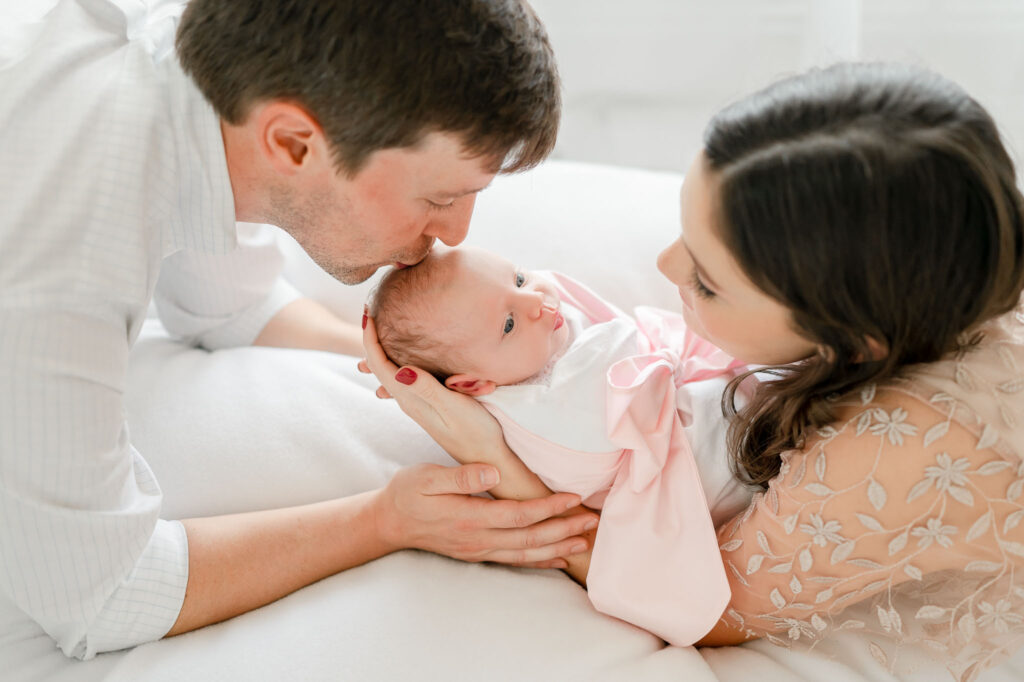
6 161 1024 681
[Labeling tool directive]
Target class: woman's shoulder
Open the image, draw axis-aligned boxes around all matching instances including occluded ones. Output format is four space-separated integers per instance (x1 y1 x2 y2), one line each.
781 310 1024 508
880 306 1024 462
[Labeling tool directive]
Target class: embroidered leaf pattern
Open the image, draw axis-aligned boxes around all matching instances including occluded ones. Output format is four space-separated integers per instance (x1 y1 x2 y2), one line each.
712 313 1024 679
856 514 885 532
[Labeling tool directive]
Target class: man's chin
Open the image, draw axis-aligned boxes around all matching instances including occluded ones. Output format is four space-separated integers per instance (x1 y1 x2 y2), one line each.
321 263 381 285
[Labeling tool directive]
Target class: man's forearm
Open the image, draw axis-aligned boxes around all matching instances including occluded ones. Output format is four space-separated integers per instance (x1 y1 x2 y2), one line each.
166 489 393 636
254 297 363 356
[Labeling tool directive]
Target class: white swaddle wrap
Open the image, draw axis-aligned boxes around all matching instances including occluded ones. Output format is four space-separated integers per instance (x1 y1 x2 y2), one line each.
478 272 753 646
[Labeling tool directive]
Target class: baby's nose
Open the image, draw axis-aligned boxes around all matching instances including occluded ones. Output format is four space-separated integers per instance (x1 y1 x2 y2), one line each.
526 291 555 319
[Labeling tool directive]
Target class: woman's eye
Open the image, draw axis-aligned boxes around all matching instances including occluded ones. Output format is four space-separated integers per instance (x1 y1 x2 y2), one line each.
503 315 515 334
515 272 525 287
690 270 716 300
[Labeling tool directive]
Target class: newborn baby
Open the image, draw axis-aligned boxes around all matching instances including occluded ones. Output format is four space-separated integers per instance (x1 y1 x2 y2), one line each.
369 246 754 645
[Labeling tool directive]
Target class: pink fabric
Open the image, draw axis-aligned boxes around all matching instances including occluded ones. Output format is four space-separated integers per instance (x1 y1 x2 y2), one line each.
486 273 746 646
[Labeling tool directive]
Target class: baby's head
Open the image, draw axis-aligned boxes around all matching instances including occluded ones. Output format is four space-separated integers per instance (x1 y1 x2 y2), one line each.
369 247 570 395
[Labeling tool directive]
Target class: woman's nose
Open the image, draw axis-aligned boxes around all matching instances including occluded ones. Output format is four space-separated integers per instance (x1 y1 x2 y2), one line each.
657 239 684 285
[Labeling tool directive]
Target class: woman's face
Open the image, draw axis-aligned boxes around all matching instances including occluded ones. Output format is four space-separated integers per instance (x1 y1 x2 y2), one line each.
658 153 818 366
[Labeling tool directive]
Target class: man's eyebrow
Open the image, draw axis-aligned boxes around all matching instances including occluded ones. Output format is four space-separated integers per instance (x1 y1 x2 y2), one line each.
435 182 492 199
683 241 721 291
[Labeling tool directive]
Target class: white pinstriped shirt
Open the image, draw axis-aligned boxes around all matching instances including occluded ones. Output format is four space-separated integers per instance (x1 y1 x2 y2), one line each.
0 0 299 659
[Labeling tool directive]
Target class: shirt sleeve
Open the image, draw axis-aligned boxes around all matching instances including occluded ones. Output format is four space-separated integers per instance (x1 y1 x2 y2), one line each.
0 307 189 659
155 222 301 350
715 387 1020 645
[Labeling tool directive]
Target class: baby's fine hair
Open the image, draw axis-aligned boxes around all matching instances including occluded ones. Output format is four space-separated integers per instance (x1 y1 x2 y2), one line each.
368 256 462 382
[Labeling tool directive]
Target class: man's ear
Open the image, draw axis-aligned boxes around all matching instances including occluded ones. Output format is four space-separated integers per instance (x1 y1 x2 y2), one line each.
253 101 325 175
444 374 497 396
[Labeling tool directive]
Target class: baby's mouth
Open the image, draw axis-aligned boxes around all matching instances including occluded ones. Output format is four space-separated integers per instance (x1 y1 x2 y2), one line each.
553 311 564 330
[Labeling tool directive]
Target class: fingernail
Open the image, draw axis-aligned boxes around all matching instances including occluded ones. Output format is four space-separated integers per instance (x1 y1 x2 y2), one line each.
361 313 368 330
395 367 417 385
570 542 588 554
583 518 598 531
564 498 579 510
480 467 499 486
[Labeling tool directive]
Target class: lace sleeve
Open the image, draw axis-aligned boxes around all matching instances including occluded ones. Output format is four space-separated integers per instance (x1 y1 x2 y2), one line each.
716 386 1024 677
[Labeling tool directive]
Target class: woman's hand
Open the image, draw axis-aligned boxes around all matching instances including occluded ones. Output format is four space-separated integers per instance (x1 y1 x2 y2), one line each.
361 312 597 569
374 462 595 568
359 314 508 465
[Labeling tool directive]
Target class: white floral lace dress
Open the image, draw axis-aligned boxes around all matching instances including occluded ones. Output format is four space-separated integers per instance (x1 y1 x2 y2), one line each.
716 306 1024 681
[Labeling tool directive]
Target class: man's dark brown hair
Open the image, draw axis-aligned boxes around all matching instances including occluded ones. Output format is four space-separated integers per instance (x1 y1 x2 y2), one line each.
176 0 560 175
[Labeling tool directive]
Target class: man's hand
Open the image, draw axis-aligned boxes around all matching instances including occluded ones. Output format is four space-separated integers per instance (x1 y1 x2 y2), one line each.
375 463 596 568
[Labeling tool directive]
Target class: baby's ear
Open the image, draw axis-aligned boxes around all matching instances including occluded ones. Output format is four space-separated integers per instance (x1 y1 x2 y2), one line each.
444 374 497 396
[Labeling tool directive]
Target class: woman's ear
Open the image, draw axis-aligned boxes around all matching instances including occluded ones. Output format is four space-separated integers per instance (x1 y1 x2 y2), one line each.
864 335 889 361
444 374 497 396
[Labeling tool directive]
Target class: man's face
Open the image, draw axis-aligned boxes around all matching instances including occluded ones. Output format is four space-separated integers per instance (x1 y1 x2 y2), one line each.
428 248 571 387
273 132 497 284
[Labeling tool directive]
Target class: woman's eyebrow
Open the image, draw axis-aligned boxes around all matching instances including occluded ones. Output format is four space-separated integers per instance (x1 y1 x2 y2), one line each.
683 241 722 291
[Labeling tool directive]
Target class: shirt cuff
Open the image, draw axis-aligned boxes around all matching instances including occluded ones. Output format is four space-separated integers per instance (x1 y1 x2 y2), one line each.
68 519 189 660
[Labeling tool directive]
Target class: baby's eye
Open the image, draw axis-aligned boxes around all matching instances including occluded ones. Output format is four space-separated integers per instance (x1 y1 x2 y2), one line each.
503 315 515 334
515 272 526 287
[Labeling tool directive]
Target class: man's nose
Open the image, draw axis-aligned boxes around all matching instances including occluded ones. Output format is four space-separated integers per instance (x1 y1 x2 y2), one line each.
425 218 469 246
425 197 476 246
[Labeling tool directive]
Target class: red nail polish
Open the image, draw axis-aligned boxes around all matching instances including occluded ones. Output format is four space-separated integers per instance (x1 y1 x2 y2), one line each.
395 368 417 385
361 313 368 330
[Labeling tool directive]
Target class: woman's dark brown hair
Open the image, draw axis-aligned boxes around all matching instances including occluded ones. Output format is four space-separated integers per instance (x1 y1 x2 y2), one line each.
176 0 560 175
703 63 1024 487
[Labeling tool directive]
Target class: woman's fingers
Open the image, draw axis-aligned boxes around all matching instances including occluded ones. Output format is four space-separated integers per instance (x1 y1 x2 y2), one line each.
419 463 502 495
362 316 399 384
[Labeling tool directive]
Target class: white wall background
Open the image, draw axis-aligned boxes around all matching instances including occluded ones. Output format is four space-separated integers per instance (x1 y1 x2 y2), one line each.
531 0 1024 173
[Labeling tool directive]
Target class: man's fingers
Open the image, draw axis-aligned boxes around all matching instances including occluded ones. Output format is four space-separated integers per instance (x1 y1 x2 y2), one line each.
357 359 370 374
515 559 569 570
496 510 598 551
484 536 591 566
375 385 392 399
479 493 586 530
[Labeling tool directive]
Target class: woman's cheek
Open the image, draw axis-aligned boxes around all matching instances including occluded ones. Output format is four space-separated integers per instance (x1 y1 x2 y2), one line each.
681 301 711 343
